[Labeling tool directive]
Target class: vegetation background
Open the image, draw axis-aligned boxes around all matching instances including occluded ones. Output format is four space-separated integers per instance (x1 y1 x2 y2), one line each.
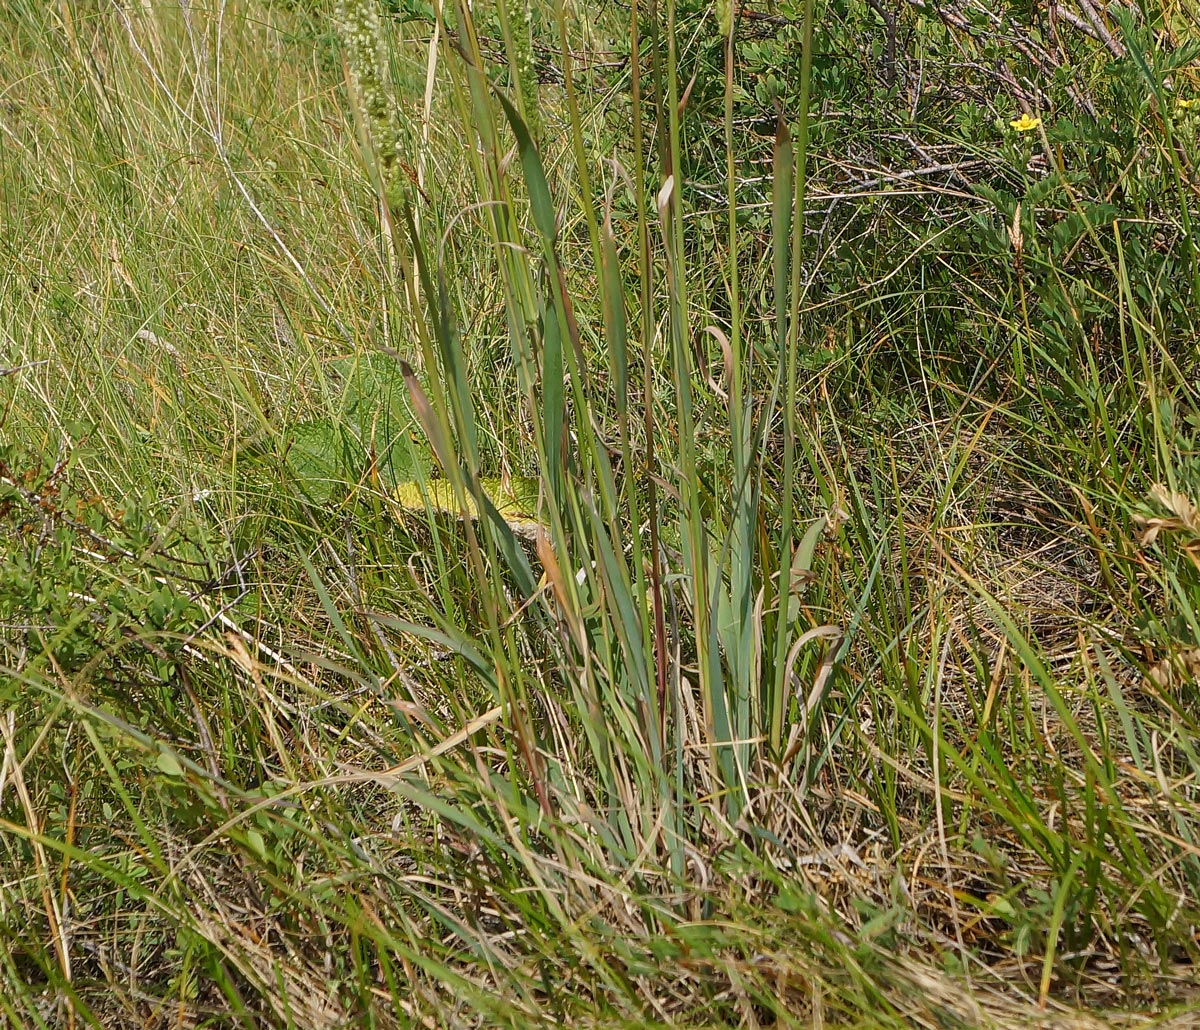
1 0 1199 1025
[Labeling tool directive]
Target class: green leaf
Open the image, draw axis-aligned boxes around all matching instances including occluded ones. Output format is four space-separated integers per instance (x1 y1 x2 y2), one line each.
283 419 344 502
246 829 267 862
156 750 184 778
391 475 541 531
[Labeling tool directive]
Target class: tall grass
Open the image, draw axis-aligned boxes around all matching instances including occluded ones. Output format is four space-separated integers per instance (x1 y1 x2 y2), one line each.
1 0 1199 1025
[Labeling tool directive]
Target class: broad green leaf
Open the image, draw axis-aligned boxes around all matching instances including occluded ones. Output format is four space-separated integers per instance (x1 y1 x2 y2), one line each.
391 476 542 537
156 750 184 778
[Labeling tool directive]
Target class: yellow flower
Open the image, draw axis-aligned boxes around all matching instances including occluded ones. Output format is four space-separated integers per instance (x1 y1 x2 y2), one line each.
1009 113 1042 133
1176 98 1198 111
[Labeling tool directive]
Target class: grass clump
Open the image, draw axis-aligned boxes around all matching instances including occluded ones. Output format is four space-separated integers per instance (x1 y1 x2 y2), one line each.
1 0 1199 1026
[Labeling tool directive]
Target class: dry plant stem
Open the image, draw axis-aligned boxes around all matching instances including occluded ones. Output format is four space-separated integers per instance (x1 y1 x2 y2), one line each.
1 713 73 1007
1074 0 1126 59
627 0 672 750
932 628 971 981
